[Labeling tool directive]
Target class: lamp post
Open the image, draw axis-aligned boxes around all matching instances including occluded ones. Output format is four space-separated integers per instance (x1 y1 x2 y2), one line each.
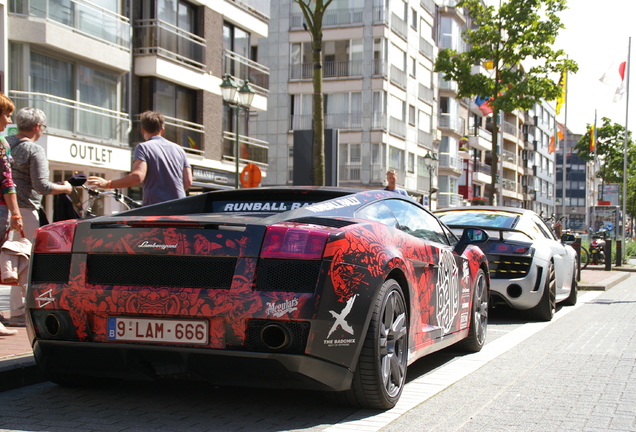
423 151 438 209
220 74 255 188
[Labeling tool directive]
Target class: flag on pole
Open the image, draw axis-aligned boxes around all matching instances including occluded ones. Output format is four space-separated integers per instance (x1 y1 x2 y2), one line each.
549 123 564 154
589 124 596 152
475 96 493 115
555 70 566 115
600 61 627 102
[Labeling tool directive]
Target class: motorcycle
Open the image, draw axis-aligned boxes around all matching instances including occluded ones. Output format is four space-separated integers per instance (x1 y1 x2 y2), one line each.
590 229 608 265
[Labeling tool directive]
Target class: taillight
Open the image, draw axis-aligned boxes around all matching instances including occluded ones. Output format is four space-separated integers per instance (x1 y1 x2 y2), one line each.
33 221 77 253
261 226 329 259
488 243 532 255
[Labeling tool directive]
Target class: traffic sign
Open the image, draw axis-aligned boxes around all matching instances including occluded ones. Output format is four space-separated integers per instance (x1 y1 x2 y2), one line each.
240 163 262 188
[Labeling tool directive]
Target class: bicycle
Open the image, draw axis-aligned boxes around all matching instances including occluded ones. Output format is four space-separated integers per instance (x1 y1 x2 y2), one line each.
65 174 141 219
579 245 590 269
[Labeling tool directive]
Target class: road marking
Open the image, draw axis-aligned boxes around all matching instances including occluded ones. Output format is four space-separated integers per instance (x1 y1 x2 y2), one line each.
324 290 604 432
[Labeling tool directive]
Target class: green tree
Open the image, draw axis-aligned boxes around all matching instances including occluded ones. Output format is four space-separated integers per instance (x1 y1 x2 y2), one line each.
434 0 577 205
294 0 334 186
574 118 635 225
574 117 633 184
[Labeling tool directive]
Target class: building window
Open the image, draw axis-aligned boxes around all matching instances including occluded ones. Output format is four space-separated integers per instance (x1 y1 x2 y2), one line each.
12 49 125 143
408 104 415 126
408 152 415 173
389 146 404 171
139 77 200 150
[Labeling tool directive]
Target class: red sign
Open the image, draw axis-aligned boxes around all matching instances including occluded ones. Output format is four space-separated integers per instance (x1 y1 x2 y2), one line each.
597 200 611 206
240 163 262 188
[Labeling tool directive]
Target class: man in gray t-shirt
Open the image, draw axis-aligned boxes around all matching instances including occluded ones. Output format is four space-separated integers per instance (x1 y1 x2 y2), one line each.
88 111 192 206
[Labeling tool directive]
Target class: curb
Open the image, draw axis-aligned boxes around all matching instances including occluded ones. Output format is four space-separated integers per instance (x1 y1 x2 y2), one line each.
579 272 631 291
0 355 46 392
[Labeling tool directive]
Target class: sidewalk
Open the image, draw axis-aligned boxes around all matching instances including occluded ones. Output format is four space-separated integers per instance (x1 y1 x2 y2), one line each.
0 266 633 392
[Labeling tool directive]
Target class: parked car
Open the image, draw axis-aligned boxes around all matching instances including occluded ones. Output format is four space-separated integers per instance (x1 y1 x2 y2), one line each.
435 206 578 321
26 187 489 410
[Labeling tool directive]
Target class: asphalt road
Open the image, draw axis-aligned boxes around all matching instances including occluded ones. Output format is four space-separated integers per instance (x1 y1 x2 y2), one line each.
1 275 634 432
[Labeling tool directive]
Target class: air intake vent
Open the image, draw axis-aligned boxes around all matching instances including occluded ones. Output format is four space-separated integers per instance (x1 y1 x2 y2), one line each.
87 254 237 288
290 217 355 228
31 254 72 284
488 256 533 279
255 259 322 293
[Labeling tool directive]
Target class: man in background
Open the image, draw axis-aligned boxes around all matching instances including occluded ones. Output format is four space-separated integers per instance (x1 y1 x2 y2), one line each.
384 169 409 197
88 111 192 206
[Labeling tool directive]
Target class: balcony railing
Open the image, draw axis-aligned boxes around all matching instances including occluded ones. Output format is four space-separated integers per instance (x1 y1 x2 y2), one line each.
418 84 434 104
419 37 434 60
439 78 458 92
223 131 268 166
390 13 408 40
10 0 130 49
133 114 204 152
439 153 463 171
421 0 435 14
373 6 387 23
475 161 492 175
290 59 362 80
290 113 362 131
135 19 205 69
502 149 516 163
234 0 270 19
373 59 387 77
438 192 462 208
223 50 270 92
438 114 465 134
390 65 407 90
417 175 433 193
291 7 363 28
372 112 387 130
502 120 517 137
418 130 433 147
502 178 519 193
339 164 362 181
389 116 406 138
10 90 130 146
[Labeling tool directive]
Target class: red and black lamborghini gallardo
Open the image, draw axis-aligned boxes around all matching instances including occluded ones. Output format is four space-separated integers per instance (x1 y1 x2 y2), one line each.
26 187 489 409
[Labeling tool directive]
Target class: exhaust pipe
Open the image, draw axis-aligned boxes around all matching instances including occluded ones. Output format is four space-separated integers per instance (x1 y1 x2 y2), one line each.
44 313 64 337
260 324 291 350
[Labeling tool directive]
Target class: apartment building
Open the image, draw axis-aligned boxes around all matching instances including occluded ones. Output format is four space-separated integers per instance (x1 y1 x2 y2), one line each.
1 0 269 217
555 130 586 231
255 0 439 205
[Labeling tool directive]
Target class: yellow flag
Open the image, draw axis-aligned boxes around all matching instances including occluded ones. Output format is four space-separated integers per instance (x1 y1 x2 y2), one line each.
556 71 566 115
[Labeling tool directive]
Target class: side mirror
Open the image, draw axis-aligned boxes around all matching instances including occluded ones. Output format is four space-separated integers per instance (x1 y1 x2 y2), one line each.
454 227 489 255
561 233 576 244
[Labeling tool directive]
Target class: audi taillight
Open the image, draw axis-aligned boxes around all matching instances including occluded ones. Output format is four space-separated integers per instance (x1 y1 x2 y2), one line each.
261 226 329 259
33 221 77 253
488 242 533 255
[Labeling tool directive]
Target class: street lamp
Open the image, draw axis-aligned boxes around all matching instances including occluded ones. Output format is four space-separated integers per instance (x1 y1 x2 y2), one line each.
220 74 255 188
423 151 438 209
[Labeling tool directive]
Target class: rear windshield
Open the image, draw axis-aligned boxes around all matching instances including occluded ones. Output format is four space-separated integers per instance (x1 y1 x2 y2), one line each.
437 211 518 229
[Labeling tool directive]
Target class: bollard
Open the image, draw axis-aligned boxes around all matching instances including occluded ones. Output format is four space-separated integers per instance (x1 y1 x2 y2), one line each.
616 240 622 268
605 239 612 271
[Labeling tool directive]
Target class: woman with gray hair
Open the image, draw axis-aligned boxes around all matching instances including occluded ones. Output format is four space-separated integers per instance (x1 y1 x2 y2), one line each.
6 107 72 327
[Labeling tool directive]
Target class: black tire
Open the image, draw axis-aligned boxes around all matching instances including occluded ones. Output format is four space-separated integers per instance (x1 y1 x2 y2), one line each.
458 269 488 352
580 247 589 270
562 277 578 306
528 263 556 321
333 279 408 410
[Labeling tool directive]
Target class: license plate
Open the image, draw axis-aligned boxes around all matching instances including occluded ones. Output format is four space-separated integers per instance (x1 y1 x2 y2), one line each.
107 317 208 345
